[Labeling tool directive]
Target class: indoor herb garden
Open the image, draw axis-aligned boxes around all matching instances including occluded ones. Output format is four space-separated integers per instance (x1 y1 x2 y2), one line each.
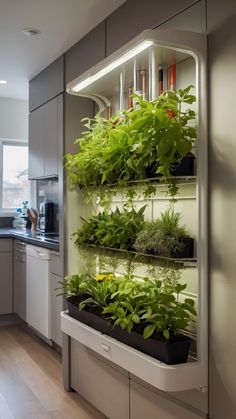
58 272 196 365
65 85 197 200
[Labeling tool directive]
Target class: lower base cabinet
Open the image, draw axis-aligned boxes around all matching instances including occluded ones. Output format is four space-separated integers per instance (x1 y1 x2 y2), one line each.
0 239 13 314
70 339 207 419
13 241 26 321
71 340 129 419
130 381 205 419
50 273 63 347
50 252 64 347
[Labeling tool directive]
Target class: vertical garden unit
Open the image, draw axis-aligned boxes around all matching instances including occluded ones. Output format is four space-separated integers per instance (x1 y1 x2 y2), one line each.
62 29 208 393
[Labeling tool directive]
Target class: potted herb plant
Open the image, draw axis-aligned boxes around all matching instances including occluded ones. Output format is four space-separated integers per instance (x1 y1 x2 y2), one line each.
134 208 194 258
65 85 196 198
59 273 196 364
72 206 146 250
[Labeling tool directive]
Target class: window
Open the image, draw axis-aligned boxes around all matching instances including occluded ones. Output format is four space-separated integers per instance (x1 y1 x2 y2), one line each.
0 140 30 211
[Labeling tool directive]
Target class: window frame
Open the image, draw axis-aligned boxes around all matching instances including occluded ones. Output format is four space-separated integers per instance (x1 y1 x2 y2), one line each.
0 139 29 215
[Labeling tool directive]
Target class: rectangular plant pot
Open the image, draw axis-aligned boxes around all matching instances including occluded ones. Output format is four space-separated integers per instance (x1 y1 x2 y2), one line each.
171 237 194 259
67 296 117 338
67 297 191 365
171 153 196 177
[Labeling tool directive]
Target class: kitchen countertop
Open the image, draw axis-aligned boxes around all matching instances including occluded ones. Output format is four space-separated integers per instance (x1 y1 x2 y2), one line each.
0 228 59 251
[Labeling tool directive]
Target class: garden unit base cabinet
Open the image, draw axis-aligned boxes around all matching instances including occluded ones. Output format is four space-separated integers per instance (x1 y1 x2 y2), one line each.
71 340 129 419
68 338 206 419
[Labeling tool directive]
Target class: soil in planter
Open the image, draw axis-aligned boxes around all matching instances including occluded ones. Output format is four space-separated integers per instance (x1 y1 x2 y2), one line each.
67 296 191 364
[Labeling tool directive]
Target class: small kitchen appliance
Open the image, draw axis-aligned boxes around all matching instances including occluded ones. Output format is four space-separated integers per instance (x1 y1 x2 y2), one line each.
39 201 54 233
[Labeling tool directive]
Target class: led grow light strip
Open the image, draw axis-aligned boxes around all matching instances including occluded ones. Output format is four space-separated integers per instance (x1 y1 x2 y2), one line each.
72 40 154 93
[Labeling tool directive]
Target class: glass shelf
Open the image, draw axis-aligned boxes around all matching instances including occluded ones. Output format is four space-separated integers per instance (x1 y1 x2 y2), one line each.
79 243 197 268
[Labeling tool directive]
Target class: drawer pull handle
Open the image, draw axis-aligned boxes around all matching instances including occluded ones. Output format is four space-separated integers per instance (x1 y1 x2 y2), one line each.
101 343 110 353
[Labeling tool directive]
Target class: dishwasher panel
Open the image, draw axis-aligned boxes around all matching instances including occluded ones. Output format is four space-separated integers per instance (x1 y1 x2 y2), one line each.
26 245 51 339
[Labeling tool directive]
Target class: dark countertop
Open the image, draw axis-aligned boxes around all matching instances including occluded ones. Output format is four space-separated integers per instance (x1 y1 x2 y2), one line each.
0 228 59 251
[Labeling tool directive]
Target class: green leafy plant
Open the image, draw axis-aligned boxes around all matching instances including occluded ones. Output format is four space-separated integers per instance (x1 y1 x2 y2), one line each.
64 115 114 189
103 275 196 339
73 206 146 250
142 282 196 340
134 208 189 257
57 273 94 297
79 279 117 311
65 86 196 198
62 272 196 341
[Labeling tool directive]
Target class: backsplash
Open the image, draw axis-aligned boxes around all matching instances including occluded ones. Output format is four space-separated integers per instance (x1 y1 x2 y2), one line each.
0 217 14 228
37 178 59 232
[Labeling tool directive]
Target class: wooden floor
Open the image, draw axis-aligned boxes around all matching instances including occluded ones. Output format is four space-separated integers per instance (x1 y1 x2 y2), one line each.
0 324 105 419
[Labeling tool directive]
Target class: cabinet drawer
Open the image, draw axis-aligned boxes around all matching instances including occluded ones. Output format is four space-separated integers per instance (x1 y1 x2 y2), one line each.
50 252 63 276
0 238 12 252
14 240 27 255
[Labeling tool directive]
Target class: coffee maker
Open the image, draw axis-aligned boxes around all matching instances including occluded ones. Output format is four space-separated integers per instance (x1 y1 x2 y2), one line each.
39 201 54 233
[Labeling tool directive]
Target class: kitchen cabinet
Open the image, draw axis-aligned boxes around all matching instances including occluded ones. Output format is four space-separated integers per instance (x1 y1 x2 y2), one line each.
65 21 105 84
71 339 129 419
13 240 26 321
50 252 63 347
106 0 200 55
0 239 13 314
26 245 51 339
29 55 64 112
28 94 63 179
130 380 206 419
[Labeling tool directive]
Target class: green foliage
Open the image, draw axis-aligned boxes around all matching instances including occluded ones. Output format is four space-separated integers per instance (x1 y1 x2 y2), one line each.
56 273 94 297
64 86 196 198
64 115 114 189
73 206 146 250
134 208 188 257
70 273 196 340
79 279 117 311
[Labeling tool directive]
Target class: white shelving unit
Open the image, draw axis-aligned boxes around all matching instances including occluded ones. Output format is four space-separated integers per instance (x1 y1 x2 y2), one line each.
64 28 208 394
61 311 206 392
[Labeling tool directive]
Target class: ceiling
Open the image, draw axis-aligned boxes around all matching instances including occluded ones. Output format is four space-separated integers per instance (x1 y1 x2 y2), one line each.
0 0 126 101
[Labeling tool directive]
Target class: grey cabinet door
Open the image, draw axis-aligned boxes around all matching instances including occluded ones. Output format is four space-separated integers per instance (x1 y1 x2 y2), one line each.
130 380 205 419
28 105 45 179
65 21 105 84
71 340 129 419
106 0 199 55
51 273 63 347
29 94 63 179
13 255 26 321
29 56 64 112
0 251 13 314
44 97 58 177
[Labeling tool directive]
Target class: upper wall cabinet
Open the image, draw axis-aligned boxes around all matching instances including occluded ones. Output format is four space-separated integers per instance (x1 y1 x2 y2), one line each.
106 0 200 55
29 56 64 112
28 95 63 179
65 21 106 84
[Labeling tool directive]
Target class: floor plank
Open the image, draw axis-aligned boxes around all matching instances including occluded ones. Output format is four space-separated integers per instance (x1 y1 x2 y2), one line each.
0 325 106 419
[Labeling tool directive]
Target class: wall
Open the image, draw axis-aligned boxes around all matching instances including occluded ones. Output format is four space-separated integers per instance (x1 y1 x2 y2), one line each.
208 1 236 418
0 97 28 141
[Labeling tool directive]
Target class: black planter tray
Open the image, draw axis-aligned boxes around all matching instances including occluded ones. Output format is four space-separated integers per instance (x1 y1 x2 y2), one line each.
67 297 191 365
